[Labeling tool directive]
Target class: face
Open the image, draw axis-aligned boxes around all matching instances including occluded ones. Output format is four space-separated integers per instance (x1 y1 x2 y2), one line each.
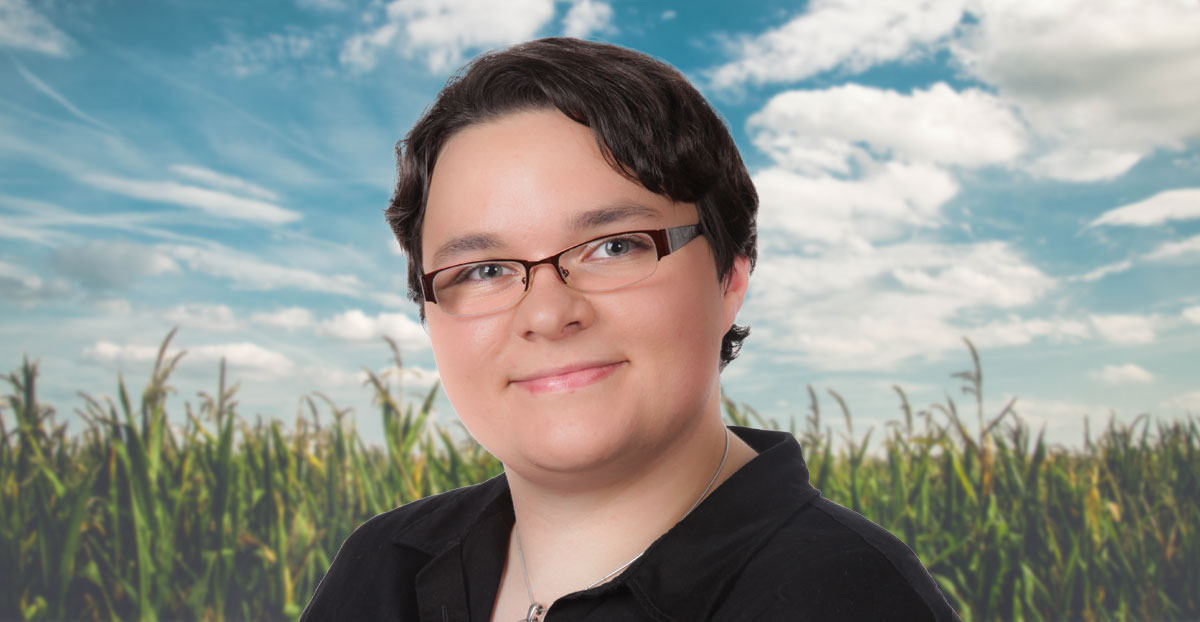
421 109 748 481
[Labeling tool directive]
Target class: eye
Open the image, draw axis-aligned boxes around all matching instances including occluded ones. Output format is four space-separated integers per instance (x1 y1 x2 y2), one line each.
603 238 632 256
445 262 518 286
469 264 508 280
583 234 653 261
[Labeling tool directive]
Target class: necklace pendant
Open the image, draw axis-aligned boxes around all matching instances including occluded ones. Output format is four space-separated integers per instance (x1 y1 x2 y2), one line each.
523 602 546 622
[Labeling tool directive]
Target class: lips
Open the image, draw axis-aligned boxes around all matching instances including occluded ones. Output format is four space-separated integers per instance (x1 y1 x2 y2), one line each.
510 360 625 394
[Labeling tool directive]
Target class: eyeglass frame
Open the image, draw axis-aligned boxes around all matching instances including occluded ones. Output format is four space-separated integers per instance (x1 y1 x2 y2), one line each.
420 224 703 315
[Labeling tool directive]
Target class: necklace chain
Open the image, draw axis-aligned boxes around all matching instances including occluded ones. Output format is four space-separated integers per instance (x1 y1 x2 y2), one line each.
514 429 731 622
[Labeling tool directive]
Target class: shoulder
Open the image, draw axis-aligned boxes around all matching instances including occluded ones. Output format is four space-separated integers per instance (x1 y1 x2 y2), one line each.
730 498 960 622
389 474 511 547
336 474 506 555
299 475 509 621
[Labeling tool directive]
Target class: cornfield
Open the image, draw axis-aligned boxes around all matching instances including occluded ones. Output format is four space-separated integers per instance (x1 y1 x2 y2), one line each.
1 333 1197 621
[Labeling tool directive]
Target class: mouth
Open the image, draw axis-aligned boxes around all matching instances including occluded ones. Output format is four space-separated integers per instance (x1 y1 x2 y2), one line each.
510 360 626 394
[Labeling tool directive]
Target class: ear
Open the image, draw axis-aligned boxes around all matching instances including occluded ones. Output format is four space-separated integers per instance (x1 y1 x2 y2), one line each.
720 255 751 331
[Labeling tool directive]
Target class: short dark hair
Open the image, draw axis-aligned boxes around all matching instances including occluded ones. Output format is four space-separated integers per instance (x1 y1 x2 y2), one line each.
386 37 757 368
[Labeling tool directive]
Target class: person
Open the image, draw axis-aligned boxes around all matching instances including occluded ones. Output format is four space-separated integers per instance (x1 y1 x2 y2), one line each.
300 37 960 622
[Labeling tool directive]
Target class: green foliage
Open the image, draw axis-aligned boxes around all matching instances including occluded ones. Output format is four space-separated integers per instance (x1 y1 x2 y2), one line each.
1 335 1196 621
1 331 500 621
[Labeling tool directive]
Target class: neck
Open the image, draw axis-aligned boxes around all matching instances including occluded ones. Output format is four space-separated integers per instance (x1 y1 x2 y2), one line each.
500 415 756 612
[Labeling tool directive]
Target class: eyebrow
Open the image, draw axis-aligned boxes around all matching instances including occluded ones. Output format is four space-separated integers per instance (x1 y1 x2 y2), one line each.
429 201 663 269
568 201 662 230
430 232 504 269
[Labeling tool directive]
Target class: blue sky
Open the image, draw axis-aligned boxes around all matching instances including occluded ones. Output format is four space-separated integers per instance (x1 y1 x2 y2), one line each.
2 0 1198 447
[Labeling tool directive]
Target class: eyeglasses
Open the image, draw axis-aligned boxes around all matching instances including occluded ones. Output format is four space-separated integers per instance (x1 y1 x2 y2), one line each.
422 224 702 317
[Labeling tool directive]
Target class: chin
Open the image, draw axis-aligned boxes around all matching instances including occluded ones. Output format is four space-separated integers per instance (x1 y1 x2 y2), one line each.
494 404 642 477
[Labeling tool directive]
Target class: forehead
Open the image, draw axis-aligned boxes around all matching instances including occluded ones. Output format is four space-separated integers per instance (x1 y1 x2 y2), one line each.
421 109 689 267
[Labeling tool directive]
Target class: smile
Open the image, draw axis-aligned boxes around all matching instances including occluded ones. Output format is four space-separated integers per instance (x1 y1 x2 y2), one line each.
510 361 625 394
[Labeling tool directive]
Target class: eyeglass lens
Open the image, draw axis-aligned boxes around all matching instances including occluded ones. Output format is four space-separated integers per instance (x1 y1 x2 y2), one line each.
431 231 662 316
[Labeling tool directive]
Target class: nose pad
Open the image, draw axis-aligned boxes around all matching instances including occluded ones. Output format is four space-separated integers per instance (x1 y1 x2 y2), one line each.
516 262 592 337
526 262 571 289
523 263 567 296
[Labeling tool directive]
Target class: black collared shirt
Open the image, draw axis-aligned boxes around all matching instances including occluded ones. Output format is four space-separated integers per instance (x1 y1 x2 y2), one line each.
300 427 961 621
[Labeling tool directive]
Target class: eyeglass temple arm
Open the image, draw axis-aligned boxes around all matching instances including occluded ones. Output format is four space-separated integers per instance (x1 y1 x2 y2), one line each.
665 224 700 253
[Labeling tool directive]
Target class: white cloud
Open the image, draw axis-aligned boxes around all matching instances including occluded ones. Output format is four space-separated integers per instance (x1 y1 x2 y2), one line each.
317 309 429 351
0 210 66 246
953 0 1200 181
745 293 957 371
339 21 401 72
1144 234 1200 262
83 339 294 375
743 77 1056 372
251 307 315 331
562 0 614 38
79 174 301 225
709 0 965 89
743 241 1056 370
368 363 442 391
1090 188 1200 228
403 365 441 389
296 0 345 11
82 340 161 363
1161 390 1200 413
50 240 180 291
0 259 69 304
1010 398 1108 444
299 364 364 389
712 0 1200 182
389 235 406 256
724 3 1198 377
748 83 1026 173
206 28 334 78
340 0 555 73
754 162 959 247
1073 259 1133 283
13 59 117 134
1030 147 1143 183
373 291 414 309
1090 314 1157 345
169 165 280 201
94 297 132 315
163 304 239 332
1092 363 1155 385
750 242 1054 308
890 249 1054 308
0 0 73 56
0 194 205 246
746 83 1032 252
660 10 676 21
160 244 365 296
1184 306 1200 325
971 316 1091 348
188 342 294 374
0 193 61 215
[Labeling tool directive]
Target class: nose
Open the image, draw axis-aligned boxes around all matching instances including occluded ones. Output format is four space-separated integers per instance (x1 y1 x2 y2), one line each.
512 263 594 340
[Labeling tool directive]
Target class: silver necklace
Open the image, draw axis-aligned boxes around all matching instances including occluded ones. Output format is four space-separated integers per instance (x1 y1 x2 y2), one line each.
514 429 731 622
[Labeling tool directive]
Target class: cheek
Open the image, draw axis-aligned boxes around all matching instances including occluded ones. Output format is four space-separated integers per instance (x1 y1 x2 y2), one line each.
427 314 508 408
630 275 726 380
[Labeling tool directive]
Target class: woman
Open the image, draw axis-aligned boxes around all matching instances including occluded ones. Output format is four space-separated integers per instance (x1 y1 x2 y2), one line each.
301 38 960 622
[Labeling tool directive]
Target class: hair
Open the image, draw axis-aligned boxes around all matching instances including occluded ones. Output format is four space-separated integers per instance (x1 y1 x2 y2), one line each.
386 37 758 369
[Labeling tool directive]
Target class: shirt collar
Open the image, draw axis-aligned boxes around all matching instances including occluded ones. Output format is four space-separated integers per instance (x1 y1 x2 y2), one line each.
620 426 821 619
389 472 513 555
